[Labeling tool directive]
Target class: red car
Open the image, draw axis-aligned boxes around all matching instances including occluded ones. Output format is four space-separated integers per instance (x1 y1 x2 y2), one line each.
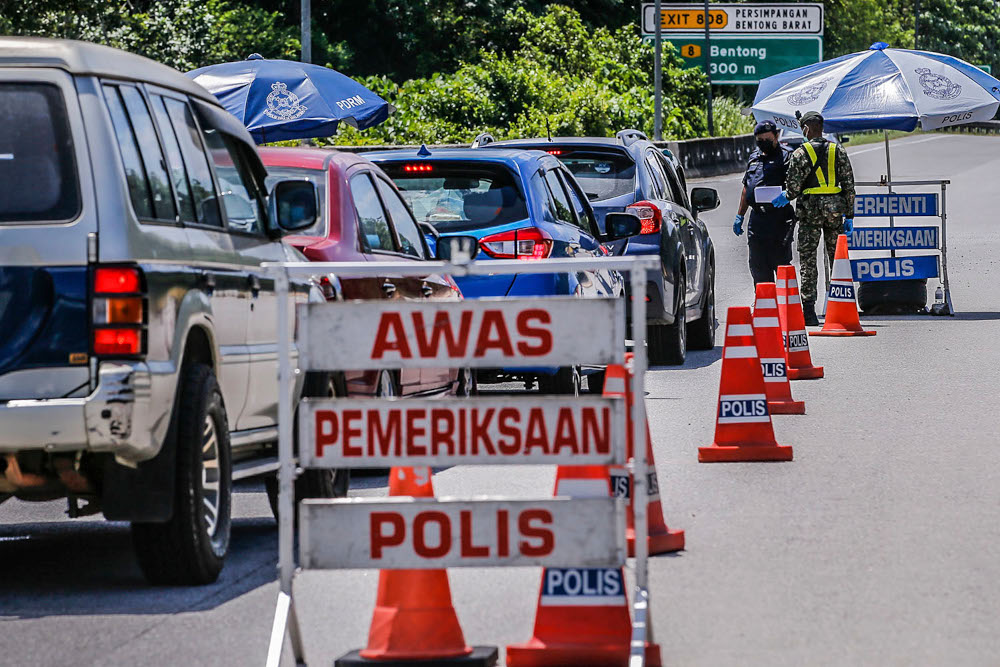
259 147 471 398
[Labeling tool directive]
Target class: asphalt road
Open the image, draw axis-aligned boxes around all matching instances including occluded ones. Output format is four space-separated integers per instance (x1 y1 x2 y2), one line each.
3 133 999 666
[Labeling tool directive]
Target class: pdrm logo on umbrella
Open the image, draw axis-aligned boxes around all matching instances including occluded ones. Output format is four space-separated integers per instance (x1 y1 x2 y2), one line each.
786 78 828 106
336 95 366 111
264 82 308 121
915 68 962 100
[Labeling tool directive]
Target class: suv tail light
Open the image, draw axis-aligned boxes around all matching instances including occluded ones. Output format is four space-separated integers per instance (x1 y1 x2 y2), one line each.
627 200 663 235
479 227 553 260
92 266 146 357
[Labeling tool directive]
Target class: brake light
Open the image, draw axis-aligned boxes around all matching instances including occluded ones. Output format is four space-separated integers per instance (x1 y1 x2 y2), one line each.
93 266 146 357
627 200 662 234
403 164 433 172
479 227 553 260
546 150 563 156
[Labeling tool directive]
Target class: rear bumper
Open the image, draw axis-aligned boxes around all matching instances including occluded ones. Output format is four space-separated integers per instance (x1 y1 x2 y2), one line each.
0 362 157 464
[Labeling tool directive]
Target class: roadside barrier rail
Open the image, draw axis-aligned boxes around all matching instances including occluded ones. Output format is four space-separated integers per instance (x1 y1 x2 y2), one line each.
264 255 660 666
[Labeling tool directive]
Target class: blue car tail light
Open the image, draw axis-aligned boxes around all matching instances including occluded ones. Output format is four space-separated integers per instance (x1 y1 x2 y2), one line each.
479 227 553 260
627 200 662 234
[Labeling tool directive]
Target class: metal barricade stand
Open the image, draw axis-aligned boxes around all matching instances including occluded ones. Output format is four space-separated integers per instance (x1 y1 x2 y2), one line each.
853 179 953 315
264 255 661 667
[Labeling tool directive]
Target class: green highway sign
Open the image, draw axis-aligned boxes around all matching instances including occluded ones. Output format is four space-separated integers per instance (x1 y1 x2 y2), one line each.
978 64 992 74
668 35 823 84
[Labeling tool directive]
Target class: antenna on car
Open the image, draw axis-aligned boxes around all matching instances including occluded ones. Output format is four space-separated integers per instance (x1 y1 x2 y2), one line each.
545 116 552 143
417 144 432 157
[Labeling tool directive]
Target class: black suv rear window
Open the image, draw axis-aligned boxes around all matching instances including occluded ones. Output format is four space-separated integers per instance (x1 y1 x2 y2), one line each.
0 83 80 223
380 161 528 232
556 150 636 202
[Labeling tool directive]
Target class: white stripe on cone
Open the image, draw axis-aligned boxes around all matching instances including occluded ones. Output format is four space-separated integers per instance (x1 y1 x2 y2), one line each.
727 324 754 336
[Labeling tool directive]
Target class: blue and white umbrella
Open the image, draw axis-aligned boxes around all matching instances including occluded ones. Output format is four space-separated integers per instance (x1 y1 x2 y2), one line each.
188 54 393 144
752 43 1000 133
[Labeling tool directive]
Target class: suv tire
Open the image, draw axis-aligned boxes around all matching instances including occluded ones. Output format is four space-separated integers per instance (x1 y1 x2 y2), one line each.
687 262 716 350
132 363 231 585
539 366 581 395
648 271 687 366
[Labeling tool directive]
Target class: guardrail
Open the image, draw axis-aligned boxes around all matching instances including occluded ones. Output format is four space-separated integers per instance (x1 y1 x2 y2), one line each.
939 120 1000 134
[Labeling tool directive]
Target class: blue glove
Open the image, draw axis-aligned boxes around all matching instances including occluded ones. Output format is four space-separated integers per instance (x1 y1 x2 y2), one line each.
733 214 744 236
771 191 790 208
843 218 854 235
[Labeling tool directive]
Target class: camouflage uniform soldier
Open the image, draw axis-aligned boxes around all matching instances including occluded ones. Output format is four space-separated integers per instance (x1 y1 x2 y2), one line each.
771 111 855 325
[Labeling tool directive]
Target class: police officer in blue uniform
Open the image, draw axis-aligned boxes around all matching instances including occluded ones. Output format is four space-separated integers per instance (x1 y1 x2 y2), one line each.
733 120 796 285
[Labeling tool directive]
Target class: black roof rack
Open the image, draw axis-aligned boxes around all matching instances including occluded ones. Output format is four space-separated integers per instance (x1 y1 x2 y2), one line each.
471 132 496 148
616 129 648 146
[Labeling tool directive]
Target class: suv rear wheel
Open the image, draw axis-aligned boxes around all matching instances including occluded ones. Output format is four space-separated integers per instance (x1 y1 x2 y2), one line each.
687 262 716 350
648 270 687 366
132 363 231 585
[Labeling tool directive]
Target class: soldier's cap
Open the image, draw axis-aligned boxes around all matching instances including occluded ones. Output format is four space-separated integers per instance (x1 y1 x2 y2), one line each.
799 110 824 126
753 120 778 135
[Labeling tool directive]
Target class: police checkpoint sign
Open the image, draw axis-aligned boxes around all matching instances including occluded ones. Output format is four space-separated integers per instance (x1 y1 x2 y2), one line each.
299 497 625 569
848 226 939 251
851 256 939 282
853 193 938 218
300 396 626 468
298 297 624 370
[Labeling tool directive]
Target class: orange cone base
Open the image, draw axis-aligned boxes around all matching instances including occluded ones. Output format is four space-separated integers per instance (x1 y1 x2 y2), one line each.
810 329 876 337
506 640 661 667
768 399 806 415
627 526 685 557
699 443 793 462
337 647 499 667
788 365 824 380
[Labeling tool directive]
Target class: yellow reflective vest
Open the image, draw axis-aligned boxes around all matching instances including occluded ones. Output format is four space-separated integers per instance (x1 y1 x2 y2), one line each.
802 141 841 195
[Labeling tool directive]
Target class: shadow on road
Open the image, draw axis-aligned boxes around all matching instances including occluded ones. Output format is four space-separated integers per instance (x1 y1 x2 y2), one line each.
651 345 722 371
0 516 277 619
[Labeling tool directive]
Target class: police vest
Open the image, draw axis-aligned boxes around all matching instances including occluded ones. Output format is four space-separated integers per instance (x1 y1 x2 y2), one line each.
801 140 841 195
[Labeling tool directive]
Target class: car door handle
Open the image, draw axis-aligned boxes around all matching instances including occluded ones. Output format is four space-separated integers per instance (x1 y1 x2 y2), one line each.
381 280 397 296
200 271 216 292
248 274 261 297
421 283 434 297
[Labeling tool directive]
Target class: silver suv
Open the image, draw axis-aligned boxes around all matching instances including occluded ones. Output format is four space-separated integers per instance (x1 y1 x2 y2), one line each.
0 38 327 584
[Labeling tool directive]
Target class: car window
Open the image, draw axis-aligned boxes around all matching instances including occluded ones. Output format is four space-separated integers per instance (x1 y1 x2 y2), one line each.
162 98 222 227
201 128 267 234
558 151 636 201
350 173 395 252
118 86 177 221
376 177 424 259
0 82 80 223
658 154 687 208
264 166 329 239
380 161 529 233
543 169 577 227
556 170 594 235
104 85 168 221
644 152 668 200
150 95 196 223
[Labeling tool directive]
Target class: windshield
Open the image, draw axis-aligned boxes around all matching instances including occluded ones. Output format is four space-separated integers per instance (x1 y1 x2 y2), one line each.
558 151 636 202
264 166 329 238
0 83 80 223
379 162 528 232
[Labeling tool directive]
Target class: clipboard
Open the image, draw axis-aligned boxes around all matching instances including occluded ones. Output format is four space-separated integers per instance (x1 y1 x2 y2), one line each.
754 186 783 204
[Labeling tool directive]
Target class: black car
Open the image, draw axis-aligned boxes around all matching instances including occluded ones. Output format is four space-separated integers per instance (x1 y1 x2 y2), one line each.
480 130 719 365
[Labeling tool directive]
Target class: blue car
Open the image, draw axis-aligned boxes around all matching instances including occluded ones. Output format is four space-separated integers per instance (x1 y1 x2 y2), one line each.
484 130 721 365
366 146 637 393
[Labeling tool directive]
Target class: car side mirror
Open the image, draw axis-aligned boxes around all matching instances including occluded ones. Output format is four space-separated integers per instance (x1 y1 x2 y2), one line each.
603 211 643 241
435 235 479 263
839 134 851 144
690 187 720 214
269 179 318 233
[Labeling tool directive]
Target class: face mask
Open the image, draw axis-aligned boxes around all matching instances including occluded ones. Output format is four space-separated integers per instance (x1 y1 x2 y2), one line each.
756 138 776 153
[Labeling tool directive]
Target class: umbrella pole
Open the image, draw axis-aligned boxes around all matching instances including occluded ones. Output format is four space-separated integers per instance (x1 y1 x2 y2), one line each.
884 130 896 258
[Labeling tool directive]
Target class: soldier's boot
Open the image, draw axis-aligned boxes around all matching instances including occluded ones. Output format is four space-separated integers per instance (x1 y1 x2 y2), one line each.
802 300 819 326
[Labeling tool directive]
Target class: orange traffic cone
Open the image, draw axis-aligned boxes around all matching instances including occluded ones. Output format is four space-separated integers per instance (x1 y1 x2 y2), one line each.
752 283 805 415
776 265 824 380
336 467 498 667
506 466 661 667
811 235 876 337
605 358 684 556
699 307 792 463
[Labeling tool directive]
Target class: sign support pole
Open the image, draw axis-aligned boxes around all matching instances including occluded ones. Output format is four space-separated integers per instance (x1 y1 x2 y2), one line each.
704 0 715 136
654 0 663 141
629 266 650 662
301 0 312 63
